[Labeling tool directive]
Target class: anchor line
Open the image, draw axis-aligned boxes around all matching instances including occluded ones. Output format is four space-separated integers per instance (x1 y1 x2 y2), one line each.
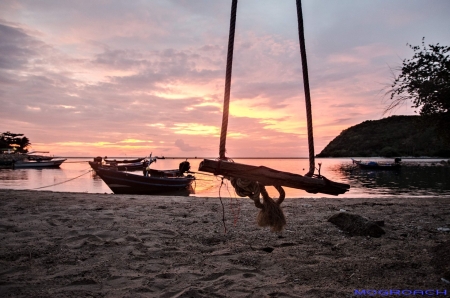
33 168 94 190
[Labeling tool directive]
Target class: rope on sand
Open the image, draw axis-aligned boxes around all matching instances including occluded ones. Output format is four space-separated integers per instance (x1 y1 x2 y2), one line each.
33 168 93 190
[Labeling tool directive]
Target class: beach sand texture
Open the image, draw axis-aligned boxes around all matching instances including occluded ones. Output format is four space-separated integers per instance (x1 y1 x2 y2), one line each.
0 189 449 297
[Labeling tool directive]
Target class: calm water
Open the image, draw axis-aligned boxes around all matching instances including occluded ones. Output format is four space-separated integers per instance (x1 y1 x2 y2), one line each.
0 158 449 198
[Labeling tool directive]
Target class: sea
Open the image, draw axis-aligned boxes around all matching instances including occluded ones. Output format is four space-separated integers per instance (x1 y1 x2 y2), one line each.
1 157 449 198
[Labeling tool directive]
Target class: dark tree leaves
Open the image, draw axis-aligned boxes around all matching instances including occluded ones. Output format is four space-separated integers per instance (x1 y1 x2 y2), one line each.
0 131 31 153
386 39 450 143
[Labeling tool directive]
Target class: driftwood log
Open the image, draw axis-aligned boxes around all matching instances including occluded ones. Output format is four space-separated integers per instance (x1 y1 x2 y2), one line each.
198 159 350 196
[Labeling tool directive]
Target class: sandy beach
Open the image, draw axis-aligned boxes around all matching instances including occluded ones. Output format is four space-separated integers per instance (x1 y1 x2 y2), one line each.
0 189 449 297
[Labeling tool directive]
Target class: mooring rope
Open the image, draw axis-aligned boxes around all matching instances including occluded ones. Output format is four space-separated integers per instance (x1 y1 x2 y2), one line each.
33 168 93 190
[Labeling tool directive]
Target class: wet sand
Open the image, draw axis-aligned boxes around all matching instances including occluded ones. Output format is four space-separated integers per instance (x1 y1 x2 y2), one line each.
0 189 449 297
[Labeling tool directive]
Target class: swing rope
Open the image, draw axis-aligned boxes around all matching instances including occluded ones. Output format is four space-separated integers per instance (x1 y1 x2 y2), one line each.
217 0 286 231
219 0 315 175
295 0 315 177
207 0 349 231
219 0 238 160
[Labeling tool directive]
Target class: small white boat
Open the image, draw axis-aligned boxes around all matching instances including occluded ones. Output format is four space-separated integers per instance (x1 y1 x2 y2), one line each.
25 151 54 161
13 158 67 169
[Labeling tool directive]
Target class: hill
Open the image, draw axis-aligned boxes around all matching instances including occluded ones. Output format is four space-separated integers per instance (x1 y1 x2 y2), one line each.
317 115 450 157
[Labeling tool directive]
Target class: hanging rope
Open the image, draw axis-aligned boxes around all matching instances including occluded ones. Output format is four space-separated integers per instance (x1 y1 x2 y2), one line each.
219 0 315 175
296 0 315 176
230 177 286 232
257 185 286 232
219 0 238 160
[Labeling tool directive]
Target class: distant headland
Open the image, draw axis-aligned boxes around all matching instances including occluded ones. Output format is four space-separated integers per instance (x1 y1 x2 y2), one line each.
317 115 450 158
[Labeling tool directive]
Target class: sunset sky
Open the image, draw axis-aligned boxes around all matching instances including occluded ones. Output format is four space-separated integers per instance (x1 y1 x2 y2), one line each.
1 0 449 157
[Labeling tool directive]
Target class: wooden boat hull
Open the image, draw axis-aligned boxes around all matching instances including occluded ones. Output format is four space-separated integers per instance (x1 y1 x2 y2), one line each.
13 159 66 168
95 168 195 195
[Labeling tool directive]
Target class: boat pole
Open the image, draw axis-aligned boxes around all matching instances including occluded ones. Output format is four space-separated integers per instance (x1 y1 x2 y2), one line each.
295 0 315 176
219 0 238 160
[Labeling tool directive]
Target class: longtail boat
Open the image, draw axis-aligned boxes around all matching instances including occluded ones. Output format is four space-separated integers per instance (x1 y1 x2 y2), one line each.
95 160 195 195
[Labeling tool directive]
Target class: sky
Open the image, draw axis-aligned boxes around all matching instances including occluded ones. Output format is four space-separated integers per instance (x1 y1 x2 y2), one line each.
1 0 449 158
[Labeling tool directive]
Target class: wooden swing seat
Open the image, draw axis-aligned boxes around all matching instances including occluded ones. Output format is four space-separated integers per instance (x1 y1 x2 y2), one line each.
199 159 350 196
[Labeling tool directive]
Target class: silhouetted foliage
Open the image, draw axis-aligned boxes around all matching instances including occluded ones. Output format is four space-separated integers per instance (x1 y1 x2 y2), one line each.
0 131 31 153
317 116 450 158
385 39 450 143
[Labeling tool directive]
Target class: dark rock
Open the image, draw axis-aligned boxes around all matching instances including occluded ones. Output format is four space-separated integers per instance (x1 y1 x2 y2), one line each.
261 247 274 253
328 212 385 237
374 220 385 227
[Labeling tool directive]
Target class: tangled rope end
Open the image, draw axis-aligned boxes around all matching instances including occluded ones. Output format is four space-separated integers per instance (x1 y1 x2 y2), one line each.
257 185 286 232
230 177 286 232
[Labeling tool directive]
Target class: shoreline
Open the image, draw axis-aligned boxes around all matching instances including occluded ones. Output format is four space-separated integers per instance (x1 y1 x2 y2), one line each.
3 153 450 160
0 189 449 297
3 188 450 199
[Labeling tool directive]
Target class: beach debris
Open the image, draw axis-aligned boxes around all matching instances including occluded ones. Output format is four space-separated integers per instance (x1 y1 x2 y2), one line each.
327 212 385 237
437 227 450 232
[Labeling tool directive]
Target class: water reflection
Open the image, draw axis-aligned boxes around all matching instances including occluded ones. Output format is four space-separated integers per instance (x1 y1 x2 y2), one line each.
0 169 29 181
1 158 449 198
339 163 450 196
